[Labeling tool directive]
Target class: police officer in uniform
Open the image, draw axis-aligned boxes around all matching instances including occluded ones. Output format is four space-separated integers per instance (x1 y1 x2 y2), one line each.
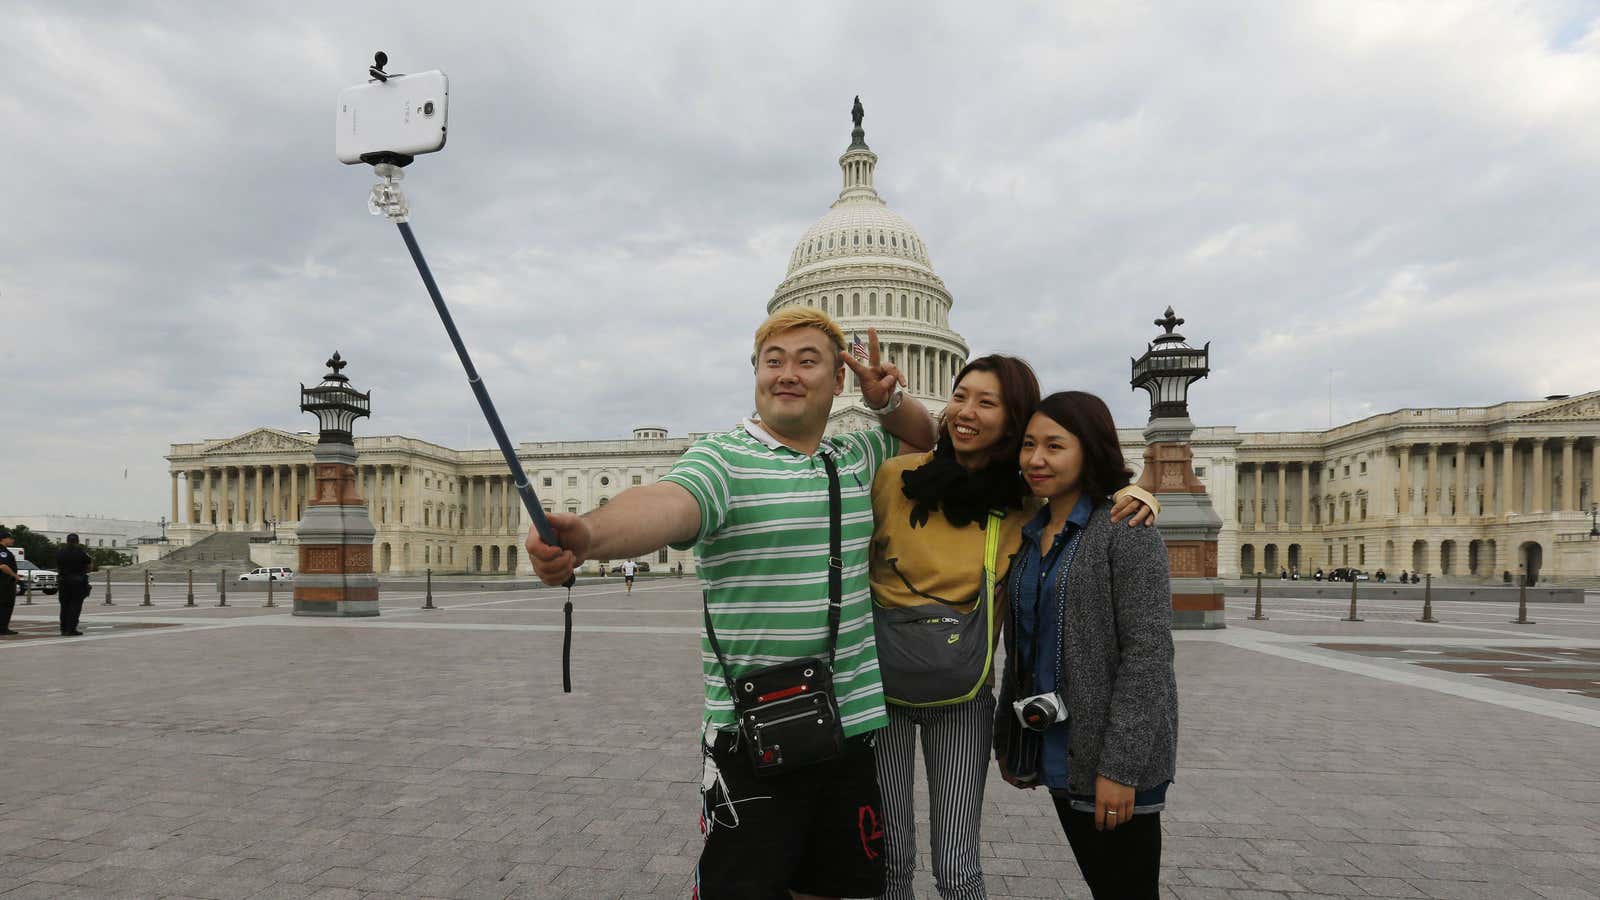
55 533 93 636
0 529 20 636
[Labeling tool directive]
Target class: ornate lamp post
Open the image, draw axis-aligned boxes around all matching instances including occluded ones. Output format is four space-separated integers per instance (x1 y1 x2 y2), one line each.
1131 307 1225 629
292 352 380 616
157 515 168 542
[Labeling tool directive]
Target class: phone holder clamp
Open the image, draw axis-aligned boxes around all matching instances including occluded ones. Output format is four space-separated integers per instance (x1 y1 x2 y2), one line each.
368 163 409 222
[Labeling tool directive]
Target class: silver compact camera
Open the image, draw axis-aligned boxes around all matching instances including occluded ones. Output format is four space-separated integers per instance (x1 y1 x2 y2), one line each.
1013 691 1068 732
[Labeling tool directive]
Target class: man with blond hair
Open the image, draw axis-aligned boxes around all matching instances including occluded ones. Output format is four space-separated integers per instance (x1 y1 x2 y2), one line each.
529 308 935 899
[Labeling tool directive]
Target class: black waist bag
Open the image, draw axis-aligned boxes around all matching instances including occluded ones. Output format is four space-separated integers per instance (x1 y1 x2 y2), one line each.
705 452 848 777
727 655 845 775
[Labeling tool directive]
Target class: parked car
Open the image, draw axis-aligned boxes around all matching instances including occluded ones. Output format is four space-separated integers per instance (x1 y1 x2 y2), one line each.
15 559 57 595
239 566 294 582
1329 567 1370 582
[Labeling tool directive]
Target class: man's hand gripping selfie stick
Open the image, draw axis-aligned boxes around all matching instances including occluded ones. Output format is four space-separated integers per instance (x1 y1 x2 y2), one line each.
368 161 578 694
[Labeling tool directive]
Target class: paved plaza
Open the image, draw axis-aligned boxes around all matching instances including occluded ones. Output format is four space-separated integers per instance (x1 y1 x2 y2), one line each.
2 578 1598 900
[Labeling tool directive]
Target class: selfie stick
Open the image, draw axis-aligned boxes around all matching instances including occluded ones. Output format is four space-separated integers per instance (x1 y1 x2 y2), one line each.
367 158 576 693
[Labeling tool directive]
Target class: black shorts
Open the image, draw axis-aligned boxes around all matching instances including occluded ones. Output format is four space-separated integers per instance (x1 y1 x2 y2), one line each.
696 730 885 899
624 574 635 583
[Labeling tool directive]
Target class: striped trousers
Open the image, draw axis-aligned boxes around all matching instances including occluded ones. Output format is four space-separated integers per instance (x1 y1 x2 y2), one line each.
874 692 996 900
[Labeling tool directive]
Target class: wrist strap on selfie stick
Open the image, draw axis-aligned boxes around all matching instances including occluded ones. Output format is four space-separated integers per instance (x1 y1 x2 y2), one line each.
369 162 577 693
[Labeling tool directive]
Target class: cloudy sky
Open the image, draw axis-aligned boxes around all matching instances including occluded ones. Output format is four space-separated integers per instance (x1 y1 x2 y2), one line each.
5 0 1600 520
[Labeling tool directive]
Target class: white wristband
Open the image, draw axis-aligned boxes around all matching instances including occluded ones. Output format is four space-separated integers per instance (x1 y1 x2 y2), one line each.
864 384 905 416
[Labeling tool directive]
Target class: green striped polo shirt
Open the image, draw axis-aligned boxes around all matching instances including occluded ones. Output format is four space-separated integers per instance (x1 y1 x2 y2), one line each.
662 418 900 738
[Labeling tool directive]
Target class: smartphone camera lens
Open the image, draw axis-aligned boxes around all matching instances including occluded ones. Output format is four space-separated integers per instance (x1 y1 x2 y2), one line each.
423 100 436 117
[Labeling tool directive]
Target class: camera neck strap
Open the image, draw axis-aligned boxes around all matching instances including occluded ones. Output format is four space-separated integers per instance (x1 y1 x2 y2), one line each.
703 448 845 692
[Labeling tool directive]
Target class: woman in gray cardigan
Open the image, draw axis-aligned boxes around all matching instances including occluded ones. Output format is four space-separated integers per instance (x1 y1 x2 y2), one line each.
994 390 1178 900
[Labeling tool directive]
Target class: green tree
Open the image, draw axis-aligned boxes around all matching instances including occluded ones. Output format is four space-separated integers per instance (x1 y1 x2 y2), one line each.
88 547 131 568
0 524 56 568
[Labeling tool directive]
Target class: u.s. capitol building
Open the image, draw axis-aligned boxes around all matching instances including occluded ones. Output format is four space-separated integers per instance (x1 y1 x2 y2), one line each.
160 109 1600 584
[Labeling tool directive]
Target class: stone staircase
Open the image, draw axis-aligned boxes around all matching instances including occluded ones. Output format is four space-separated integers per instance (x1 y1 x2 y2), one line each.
109 531 268 581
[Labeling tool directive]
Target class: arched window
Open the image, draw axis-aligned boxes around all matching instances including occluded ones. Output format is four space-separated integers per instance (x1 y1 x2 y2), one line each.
853 233 860 246
852 293 861 316
869 292 877 315
866 232 873 245
828 235 834 249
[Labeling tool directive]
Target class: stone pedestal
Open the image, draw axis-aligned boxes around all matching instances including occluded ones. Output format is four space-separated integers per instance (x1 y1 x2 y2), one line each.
1139 415 1226 630
293 443 379 616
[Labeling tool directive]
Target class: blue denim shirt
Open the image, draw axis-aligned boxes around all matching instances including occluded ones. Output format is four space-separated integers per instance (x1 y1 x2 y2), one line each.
1015 496 1171 811
1015 495 1094 790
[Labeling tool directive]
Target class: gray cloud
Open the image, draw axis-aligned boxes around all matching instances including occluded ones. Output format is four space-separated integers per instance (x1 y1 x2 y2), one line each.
4 0 1599 518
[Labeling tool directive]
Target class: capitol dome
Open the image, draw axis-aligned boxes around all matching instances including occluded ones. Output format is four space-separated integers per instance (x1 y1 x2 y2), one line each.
767 98 970 433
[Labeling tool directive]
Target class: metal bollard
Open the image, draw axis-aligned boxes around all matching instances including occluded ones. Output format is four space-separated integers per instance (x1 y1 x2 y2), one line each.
21 575 32 605
423 568 435 609
103 570 113 605
218 569 227 607
1417 573 1438 623
1512 575 1535 624
1249 572 1267 620
186 569 195 607
142 571 153 606
1341 576 1362 622
264 574 275 608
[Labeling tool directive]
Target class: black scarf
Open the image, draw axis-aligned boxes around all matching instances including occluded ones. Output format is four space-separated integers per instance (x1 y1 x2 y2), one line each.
900 439 1027 529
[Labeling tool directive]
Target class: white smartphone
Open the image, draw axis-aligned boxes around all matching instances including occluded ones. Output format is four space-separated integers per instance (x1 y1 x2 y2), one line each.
335 70 449 164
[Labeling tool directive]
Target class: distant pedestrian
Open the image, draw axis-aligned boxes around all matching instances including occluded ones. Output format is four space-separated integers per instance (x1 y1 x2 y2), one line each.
1410 571 1421 584
1375 569 1387 583
621 558 637 593
56 534 93 636
1313 568 1324 582
0 529 19 635
1279 568 1287 580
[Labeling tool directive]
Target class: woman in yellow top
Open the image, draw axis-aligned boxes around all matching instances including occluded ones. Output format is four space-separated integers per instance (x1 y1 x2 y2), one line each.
869 355 1156 900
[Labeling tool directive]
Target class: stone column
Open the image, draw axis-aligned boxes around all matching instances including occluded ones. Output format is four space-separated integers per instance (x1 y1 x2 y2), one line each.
1454 445 1467 522
1482 444 1495 518
1397 446 1411 519
1425 445 1439 519
186 471 197 524
1593 438 1600 511
503 476 513 532
1274 464 1286 529
203 468 214 525
272 466 281 524
254 466 265 527
1299 464 1310 528
294 443 378 617
290 464 300 519
170 473 180 524
390 466 400 525
1136 414 1224 629
1561 437 1576 511
1503 440 1518 514
219 467 231 527
1531 438 1546 513
1252 464 1263 528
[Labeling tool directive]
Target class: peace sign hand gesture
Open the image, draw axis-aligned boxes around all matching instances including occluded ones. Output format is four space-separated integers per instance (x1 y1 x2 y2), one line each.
841 328 906 409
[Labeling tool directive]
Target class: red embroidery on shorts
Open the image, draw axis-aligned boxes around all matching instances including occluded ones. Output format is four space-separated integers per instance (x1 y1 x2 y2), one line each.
858 805 884 861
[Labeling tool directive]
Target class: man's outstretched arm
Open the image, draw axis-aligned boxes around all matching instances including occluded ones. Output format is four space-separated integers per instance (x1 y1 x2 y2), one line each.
526 482 701 586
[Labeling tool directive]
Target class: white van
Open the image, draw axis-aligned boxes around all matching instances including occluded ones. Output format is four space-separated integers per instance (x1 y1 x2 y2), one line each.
239 566 294 582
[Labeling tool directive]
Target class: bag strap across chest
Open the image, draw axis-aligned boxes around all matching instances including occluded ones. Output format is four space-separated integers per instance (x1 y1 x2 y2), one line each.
703 449 844 691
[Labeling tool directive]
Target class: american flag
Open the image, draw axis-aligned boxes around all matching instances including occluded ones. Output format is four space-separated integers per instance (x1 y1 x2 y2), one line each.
850 333 868 363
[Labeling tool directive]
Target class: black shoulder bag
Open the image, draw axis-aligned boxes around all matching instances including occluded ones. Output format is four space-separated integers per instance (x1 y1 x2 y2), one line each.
703 451 847 777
